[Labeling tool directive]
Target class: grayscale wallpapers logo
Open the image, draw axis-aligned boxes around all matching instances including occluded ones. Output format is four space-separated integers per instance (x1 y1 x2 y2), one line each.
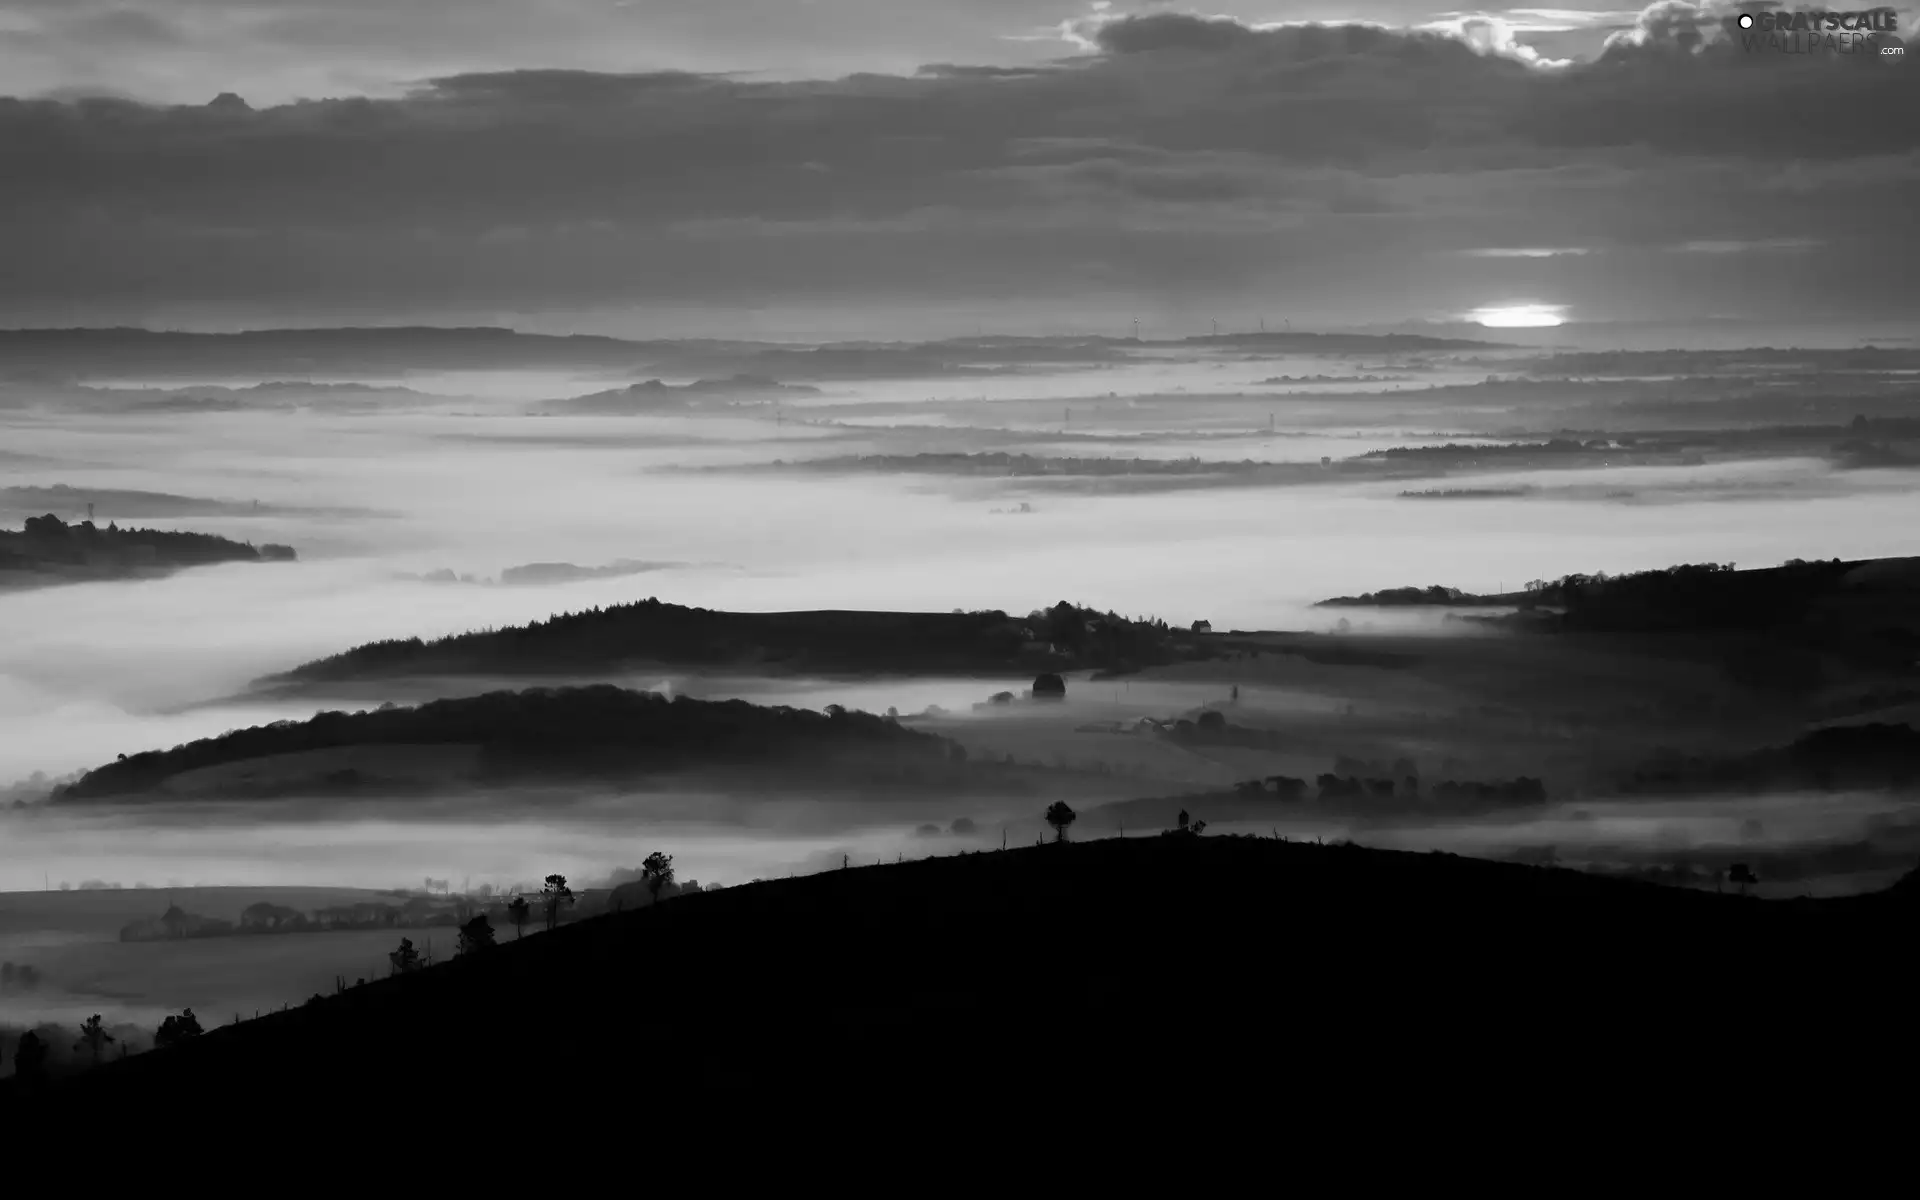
1732 10 1906 59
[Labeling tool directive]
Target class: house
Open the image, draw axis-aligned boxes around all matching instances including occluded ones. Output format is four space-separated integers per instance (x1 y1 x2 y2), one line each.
1192 620 1212 634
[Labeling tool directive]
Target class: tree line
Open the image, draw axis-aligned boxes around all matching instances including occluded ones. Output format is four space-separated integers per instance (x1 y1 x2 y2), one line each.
273 596 1190 683
0 513 292 571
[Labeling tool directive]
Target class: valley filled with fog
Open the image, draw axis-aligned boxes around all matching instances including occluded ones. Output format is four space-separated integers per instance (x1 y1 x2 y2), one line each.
4 332 1920 1027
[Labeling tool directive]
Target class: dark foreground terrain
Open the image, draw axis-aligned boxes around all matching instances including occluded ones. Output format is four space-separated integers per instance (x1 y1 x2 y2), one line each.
6 835 1912 1122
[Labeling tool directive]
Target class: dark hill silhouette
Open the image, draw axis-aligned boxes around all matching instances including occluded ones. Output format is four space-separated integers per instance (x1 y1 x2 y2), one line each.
0 514 294 590
262 599 1187 687
545 375 820 412
5 835 1909 1120
1318 555 1920 629
52 685 973 802
0 326 658 379
1623 722 1920 795
1180 331 1507 351
1315 556 1920 685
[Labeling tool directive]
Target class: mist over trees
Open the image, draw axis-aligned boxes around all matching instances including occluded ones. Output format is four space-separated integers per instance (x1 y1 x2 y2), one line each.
1623 723 1920 795
0 513 293 584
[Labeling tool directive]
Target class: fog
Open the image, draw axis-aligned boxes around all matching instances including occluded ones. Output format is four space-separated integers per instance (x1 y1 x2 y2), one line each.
0 797 969 896
1225 791 1920 899
3 356 1917 901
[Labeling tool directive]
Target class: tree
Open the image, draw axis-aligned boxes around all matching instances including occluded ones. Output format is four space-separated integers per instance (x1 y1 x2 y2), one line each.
507 895 531 939
389 937 422 975
541 874 575 931
1044 801 1077 843
457 913 496 955
1032 673 1066 700
155 1008 204 1049
1728 862 1758 897
75 1013 116 1066
13 1030 48 1087
641 852 675 907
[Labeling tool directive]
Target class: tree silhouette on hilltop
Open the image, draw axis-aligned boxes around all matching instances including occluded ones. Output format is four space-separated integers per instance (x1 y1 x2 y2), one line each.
642 852 675 907
542 874 575 931
155 1008 203 1049
75 1014 115 1066
457 914 496 955
389 937 422 975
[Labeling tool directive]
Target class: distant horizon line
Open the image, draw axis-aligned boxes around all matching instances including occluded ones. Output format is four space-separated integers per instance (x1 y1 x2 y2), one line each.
0 315 1898 337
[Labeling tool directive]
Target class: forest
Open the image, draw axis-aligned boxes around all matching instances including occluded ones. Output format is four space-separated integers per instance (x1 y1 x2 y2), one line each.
0 514 293 583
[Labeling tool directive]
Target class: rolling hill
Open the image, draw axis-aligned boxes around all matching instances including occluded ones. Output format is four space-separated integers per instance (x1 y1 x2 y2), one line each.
259 599 1192 690
5 834 1912 1120
50 685 986 803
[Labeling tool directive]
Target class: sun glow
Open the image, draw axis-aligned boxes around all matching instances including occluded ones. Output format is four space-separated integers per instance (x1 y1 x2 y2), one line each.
1469 303 1566 328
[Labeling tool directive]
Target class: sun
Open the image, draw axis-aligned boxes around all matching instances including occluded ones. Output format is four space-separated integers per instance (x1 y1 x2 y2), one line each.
1469 303 1566 328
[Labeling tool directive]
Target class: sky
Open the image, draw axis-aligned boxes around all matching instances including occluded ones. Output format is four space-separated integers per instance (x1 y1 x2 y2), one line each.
2 1 1916 337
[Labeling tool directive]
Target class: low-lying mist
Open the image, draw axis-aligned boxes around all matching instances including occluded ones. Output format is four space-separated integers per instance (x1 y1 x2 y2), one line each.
0 789 1028 895
4 371 1917 788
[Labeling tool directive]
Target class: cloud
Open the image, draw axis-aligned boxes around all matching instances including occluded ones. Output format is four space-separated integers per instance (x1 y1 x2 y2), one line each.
1086 12 1271 54
1598 0 1722 56
0 6 1914 329
1424 14 1576 65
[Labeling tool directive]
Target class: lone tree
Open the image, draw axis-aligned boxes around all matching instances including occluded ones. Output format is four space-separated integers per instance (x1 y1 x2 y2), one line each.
1044 801 1078 843
541 874 575 931
641 852 675 907
1728 862 1758 897
75 1014 116 1066
506 895 531 939
456 913 496 956
13 1030 48 1087
155 1008 203 1049
389 937 422 975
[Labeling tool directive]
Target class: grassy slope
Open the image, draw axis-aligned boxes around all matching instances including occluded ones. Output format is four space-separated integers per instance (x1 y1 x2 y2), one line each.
9 835 1913 1118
